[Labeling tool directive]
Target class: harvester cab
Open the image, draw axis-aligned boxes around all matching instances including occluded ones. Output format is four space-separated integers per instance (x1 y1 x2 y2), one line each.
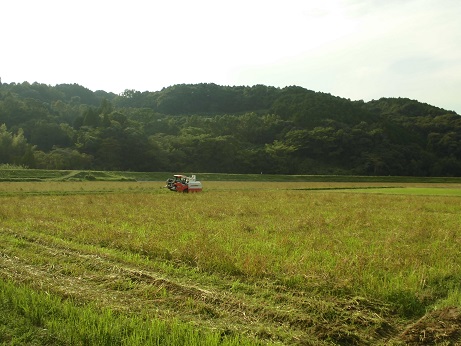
165 174 202 193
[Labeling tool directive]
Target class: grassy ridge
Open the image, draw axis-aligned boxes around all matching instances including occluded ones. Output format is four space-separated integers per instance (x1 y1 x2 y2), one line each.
1 176 461 344
0 168 136 182
2 167 461 183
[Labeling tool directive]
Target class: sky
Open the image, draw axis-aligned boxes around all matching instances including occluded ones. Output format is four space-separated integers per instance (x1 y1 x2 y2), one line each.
2 0 461 113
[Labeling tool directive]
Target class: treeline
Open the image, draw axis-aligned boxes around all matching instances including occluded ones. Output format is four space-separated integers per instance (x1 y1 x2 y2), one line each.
0 81 460 176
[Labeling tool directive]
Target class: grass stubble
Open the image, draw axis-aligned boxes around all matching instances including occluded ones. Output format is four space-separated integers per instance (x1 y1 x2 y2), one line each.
0 181 461 345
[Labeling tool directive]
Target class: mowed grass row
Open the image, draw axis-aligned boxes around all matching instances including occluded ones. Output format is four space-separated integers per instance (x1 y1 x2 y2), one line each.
1 181 461 344
0 279 249 346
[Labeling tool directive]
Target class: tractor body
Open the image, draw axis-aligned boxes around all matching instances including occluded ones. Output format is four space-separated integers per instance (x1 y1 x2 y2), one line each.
165 174 202 193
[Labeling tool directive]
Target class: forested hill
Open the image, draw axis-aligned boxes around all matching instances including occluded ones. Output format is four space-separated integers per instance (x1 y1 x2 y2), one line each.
0 81 460 176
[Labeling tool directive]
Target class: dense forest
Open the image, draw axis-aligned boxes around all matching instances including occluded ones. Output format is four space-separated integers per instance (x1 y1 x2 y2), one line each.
0 81 460 176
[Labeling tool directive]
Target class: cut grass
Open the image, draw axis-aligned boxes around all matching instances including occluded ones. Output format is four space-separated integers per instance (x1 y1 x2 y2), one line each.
0 279 256 346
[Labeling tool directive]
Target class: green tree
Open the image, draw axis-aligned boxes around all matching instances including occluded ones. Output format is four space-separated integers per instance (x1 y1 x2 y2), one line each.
82 107 100 127
34 148 92 169
98 98 113 115
264 140 297 174
29 121 72 151
0 124 36 167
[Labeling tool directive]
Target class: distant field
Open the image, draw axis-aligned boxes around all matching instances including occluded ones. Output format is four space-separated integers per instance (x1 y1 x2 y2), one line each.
1 170 461 345
2 167 461 184
339 186 461 196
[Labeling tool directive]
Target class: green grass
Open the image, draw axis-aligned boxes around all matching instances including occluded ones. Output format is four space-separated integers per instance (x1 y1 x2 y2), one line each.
0 280 254 346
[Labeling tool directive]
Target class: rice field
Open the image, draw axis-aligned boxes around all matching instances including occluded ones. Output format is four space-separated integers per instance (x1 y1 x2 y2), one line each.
1 178 461 345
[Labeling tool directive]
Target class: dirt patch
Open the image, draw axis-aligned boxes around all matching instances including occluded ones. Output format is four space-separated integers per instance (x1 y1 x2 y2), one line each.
399 307 461 345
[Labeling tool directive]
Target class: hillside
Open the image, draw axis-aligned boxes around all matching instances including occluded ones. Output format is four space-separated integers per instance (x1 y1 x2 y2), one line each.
0 81 460 176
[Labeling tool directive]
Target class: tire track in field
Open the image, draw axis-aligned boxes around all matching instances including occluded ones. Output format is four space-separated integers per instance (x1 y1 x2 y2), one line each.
0 228 404 344
0 229 311 343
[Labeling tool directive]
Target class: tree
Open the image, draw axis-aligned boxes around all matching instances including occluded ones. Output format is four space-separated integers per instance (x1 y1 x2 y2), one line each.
264 140 297 174
34 148 92 169
98 98 113 115
29 121 72 151
82 107 100 127
0 124 36 167
1 81 460 175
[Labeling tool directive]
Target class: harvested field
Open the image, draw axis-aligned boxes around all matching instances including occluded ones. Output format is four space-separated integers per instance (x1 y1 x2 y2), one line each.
1 179 461 345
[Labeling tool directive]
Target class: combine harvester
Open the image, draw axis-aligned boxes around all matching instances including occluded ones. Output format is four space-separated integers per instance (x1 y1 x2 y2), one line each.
165 174 203 193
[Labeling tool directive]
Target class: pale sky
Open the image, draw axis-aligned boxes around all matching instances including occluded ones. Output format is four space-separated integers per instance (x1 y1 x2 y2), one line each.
2 0 460 114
